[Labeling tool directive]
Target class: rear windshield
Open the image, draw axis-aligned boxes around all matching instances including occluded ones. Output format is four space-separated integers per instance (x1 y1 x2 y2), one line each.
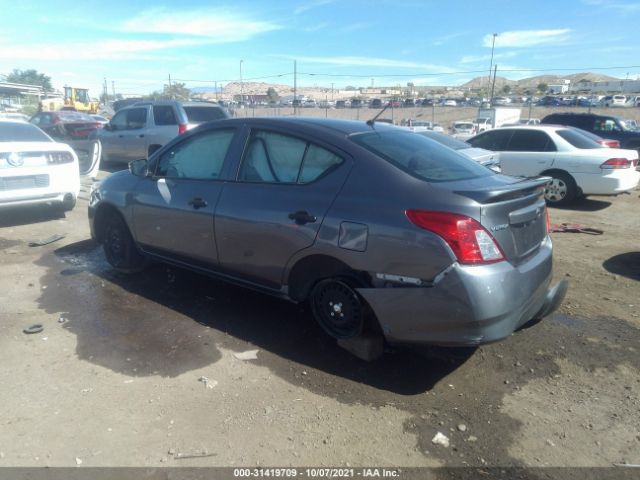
352 130 492 183
0 122 52 142
58 112 95 122
555 129 601 149
184 106 227 123
417 131 468 150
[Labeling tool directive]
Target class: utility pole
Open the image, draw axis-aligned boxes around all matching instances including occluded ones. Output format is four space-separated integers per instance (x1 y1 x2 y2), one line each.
168 74 172 99
294 60 297 115
111 81 115 99
487 33 498 103
331 82 334 101
240 60 244 106
215 81 218 101
490 65 498 107
103 78 108 103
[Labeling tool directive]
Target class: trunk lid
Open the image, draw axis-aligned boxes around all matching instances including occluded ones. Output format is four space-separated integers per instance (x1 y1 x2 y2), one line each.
454 176 550 263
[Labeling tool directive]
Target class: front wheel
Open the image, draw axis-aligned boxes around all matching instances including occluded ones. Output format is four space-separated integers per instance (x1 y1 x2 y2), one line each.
544 172 577 206
102 214 145 273
310 279 365 339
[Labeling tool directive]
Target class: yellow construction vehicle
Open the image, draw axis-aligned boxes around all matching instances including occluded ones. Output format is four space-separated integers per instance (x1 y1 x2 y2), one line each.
40 86 99 113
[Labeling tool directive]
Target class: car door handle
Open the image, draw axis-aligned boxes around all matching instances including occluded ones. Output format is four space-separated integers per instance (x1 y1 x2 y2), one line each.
288 210 317 225
188 197 208 209
138 134 145 138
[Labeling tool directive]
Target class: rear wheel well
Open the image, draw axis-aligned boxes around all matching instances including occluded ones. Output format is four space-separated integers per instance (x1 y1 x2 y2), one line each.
540 169 581 195
287 255 370 302
93 204 126 243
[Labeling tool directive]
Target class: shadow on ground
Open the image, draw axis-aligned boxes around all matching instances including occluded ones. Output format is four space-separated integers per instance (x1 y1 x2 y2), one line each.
603 252 640 281
551 198 611 212
36 239 472 395
0 204 67 228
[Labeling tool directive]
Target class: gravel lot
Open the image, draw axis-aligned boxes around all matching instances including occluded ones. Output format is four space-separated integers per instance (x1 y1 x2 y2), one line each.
0 122 639 477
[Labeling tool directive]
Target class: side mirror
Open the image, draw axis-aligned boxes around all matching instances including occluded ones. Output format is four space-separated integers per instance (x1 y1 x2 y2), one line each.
129 158 149 177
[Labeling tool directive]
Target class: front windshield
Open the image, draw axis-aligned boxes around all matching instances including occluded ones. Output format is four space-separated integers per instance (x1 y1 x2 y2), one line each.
619 119 636 131
351 130 492 183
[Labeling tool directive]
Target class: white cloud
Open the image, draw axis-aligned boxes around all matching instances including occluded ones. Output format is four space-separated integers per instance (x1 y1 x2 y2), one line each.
339 22 373 33
460 52 518 64
294 0 335 15
581 0 640 12
433 32 466 46
0 38 205 61
121 9 281 42
274 55 457 72
483 29 572 48
303 22 330 32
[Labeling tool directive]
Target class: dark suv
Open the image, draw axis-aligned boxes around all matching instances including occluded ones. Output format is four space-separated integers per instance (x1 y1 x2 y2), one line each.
541 112 640 152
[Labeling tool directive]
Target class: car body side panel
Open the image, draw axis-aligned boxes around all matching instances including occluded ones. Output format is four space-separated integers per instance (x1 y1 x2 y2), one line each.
499 151 556 177
132 177 222 266
215 166 352 289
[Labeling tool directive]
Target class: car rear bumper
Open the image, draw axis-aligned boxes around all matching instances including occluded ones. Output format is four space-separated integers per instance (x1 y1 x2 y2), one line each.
0 164 80 208
358 237 567 346
574 169 640 195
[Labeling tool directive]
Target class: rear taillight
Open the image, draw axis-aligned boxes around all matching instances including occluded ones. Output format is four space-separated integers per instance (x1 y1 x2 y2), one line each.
405 210 505 265
178 123 188 135
601 139 620 148
48 152 74 164
545 206 551 233
600 158 632 169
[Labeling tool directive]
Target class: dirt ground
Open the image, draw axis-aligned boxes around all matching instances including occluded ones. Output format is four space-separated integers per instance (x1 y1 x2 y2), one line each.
0 133 639 478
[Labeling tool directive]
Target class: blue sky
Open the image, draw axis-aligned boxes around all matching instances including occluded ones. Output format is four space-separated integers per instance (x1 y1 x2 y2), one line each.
1 0 639 97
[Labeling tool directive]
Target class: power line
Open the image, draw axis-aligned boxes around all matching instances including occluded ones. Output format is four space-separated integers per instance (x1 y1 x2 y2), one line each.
171 73 293 83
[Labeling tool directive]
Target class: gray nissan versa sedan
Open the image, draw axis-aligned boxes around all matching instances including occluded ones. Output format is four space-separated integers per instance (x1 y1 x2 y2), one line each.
89 117 567 347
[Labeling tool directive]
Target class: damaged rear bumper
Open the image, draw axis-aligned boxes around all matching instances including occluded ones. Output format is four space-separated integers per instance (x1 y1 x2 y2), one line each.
357 237 568 347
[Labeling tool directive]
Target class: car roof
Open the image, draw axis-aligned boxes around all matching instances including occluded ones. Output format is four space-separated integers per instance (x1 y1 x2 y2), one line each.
494 125 568 133
182 102 225 107
543 112 621 120
203 116 399 136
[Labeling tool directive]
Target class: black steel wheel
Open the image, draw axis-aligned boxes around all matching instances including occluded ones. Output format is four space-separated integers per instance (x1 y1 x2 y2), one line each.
103 214 144 273
310 279 364 339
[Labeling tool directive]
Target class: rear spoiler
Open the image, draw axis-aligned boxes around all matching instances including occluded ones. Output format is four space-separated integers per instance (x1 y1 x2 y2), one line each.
454 176 550 204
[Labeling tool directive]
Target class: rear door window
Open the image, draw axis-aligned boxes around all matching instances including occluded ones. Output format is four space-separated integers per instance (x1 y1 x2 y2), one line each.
125 108 147 130
555 129 601 149
506 130 556 152
238 130 343 184
468 129 513 151
184 106 227 123
153 106 177 126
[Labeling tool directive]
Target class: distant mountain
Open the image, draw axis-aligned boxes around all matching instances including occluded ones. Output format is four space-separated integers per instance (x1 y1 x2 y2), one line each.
461 72 621 91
